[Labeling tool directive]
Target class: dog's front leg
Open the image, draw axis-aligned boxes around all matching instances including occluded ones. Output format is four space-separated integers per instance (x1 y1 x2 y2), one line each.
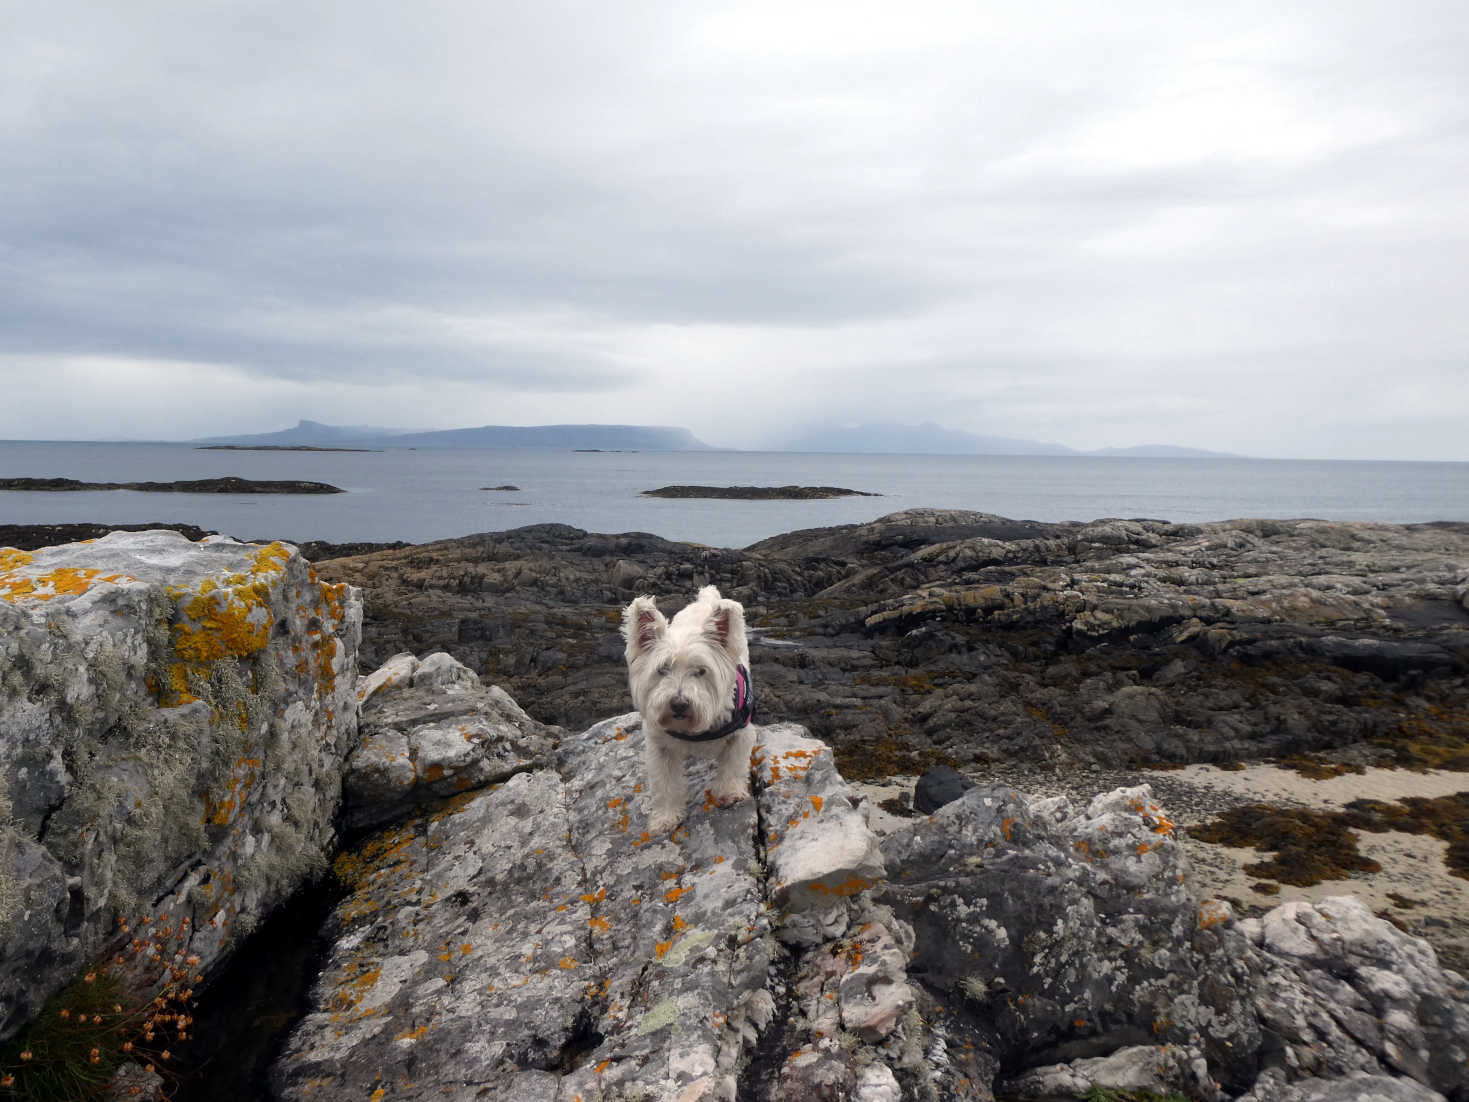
711 727 755 808
645 735 686 834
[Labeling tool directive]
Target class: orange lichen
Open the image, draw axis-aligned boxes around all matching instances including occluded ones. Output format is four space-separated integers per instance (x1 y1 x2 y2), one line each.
663 885 688 905
809 796 824 813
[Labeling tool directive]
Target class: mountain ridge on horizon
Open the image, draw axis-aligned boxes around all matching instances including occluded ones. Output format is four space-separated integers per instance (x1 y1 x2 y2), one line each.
191 419 1242 458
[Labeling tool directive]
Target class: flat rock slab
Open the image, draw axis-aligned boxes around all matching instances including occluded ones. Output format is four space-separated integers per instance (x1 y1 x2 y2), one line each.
0 530 360 1038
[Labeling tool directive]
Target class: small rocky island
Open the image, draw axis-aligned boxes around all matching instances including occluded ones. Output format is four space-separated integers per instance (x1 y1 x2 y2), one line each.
641 484 880 499
0 475 345 494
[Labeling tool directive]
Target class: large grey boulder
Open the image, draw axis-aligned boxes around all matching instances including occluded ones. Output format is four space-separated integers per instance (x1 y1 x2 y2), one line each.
272 719 935 1101
879 783 1257 1098
343 651 558 832
878 781 1469 1102
1239 898 1469 1099
0 531 360 1038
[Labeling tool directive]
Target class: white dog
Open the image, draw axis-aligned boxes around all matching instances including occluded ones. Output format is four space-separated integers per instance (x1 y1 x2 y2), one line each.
622 585 756 834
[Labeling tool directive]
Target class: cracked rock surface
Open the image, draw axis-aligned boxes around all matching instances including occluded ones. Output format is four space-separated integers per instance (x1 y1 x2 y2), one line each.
273 716 924 1101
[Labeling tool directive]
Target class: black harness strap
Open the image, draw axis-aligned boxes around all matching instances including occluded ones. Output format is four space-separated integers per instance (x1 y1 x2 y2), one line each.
665 664 755 743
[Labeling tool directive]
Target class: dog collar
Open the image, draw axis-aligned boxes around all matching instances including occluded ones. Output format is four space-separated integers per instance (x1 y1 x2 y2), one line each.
664 664 755 743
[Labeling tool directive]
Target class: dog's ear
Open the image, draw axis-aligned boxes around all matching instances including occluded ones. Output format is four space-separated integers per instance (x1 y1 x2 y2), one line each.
622 595 667 661
706 598 747 661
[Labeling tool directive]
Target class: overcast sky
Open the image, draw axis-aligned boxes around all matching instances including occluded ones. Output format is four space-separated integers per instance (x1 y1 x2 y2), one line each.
2 2 1466 459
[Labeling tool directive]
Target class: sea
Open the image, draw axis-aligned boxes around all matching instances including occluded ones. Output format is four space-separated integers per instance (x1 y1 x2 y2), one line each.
0 440 1465 550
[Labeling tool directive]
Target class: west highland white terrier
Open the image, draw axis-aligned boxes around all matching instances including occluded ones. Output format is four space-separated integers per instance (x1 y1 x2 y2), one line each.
622 585 757 834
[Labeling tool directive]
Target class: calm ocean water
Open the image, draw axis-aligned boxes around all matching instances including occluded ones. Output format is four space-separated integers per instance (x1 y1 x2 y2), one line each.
0 441 1464 549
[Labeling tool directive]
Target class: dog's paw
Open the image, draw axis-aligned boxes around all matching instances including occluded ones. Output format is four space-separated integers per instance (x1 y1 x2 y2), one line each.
649 812 682 835
712 786 751 809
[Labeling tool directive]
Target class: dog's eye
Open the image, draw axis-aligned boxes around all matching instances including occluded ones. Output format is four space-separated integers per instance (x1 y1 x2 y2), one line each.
692 666 706 677
656 663 671 676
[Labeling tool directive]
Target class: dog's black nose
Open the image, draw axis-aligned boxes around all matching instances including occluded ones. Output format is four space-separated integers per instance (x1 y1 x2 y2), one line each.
670 697 690 717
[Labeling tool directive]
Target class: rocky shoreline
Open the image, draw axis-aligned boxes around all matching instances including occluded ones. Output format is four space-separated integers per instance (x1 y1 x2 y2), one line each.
306 509 1469 778
2 514 1467 1100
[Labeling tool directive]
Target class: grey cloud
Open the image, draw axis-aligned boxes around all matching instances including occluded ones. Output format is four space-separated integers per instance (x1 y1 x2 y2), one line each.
1 2 1466 457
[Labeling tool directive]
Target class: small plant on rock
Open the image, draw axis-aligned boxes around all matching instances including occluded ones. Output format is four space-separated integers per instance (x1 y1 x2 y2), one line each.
1 914 201 1100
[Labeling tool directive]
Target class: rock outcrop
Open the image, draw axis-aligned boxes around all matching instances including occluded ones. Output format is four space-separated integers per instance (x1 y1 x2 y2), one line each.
273 653 1469 1101
312 511 1469 777
0 530 360 1038
274 709 921 1101
344 650 559 832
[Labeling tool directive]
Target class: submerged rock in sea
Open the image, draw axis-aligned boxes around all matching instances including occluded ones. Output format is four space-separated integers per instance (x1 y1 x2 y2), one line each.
0 530 360 1038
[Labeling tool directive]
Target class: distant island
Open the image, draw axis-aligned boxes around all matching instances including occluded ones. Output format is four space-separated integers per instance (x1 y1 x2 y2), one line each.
641 485 880 500
767 421 1241 458
197 444 378 453
197 420 711 452
181 418 1241 458
0 476 345 494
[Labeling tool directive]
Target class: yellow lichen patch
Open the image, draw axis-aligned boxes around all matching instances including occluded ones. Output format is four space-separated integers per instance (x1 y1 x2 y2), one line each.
654 939 674 960
671 914 687 933
395 1024 430 1042
663 885 689 905
588 916 611 934
0 565 106 602
558 957 579 970
0 549 35 572
580 888 606 906
809 795 824 813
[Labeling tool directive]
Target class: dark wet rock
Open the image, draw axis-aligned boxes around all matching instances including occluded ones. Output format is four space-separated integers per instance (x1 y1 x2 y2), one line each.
0 475 345 493
912 764 976 813
314 510 1469 776
0 522 215 551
